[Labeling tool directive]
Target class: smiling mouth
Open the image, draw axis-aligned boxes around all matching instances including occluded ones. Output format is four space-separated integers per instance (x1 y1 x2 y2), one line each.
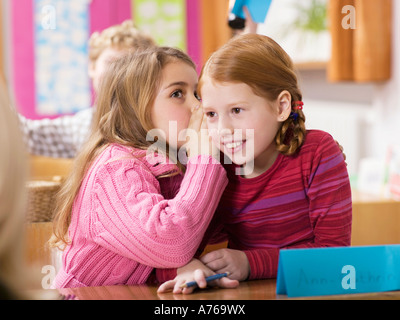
224 141 243 149
222 140 246 153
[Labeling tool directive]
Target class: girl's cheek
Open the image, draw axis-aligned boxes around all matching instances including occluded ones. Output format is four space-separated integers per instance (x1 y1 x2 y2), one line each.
209 130 222 150
177 109 191 129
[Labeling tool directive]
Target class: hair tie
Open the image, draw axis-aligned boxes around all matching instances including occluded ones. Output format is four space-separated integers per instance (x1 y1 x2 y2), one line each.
290 101 303 122
292 101 304 111
290 112 299 121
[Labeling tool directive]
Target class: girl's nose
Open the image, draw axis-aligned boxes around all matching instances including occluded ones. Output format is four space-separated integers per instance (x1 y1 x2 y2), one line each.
218 117 234 136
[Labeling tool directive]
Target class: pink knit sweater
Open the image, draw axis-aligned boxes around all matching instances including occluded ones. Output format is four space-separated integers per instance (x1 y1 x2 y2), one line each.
54 144 227 288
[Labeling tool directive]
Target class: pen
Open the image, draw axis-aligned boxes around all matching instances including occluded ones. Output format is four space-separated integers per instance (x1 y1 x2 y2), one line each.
180 272 230 288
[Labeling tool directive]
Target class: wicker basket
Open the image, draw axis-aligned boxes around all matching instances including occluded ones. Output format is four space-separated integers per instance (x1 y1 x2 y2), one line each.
26 176 63 223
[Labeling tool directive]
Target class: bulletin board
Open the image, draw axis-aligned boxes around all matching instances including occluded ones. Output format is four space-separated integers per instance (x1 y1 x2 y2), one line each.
8 0 229 119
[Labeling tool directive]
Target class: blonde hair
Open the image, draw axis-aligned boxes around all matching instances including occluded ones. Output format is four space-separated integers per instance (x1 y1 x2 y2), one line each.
0 82 29 298
199 34 306 156
88 20 157 63
50 47 197 248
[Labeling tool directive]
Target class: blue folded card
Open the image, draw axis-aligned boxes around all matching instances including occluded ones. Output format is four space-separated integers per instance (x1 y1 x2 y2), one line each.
231 0 273 23
276 245 400 297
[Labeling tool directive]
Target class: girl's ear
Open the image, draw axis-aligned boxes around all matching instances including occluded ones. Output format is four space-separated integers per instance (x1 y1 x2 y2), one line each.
276 90 291 122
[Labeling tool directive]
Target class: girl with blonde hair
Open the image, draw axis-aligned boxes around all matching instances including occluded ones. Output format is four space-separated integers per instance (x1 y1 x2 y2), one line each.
158 34 352 294
49 46 235 289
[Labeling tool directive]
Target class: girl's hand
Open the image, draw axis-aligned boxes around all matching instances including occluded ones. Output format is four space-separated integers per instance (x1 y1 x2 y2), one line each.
200 248 250 281
157 258 239 295
335 140 347 166
185 105 220 161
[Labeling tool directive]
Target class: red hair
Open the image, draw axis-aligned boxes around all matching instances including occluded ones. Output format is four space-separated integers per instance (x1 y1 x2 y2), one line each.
199 34 306 156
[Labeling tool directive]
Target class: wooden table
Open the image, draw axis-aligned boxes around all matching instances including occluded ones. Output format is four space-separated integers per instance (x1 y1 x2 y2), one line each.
57 279 400 300
24 189 400 300
58 280 277 300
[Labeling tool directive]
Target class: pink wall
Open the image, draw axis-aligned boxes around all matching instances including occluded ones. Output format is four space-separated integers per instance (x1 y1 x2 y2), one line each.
186 0 202 73
90 0 132 34
89 0 132 105
12 0 36 118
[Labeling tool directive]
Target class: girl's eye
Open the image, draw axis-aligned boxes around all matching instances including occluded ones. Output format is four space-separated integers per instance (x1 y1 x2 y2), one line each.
232 108 242 114
194 91 201 101
206 112 217 118
171 90 183 98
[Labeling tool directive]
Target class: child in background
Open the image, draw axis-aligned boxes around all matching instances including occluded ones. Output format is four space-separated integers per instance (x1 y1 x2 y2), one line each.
49 46 236 289
19 20 157 158
158 34 352 294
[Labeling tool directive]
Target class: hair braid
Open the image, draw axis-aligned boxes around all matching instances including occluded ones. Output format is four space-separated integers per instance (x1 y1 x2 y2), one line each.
275 108 306 156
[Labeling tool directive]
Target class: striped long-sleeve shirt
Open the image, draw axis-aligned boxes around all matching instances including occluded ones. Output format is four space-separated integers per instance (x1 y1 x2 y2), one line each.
156 130 352 282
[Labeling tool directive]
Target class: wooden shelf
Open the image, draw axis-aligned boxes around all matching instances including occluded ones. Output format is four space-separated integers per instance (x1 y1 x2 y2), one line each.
351 190 400 246
294 61 327 71
29 155 73 179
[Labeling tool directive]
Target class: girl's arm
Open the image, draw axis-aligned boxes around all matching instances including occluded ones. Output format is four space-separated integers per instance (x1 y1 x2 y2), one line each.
91 154 228 269
155 209 228 283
